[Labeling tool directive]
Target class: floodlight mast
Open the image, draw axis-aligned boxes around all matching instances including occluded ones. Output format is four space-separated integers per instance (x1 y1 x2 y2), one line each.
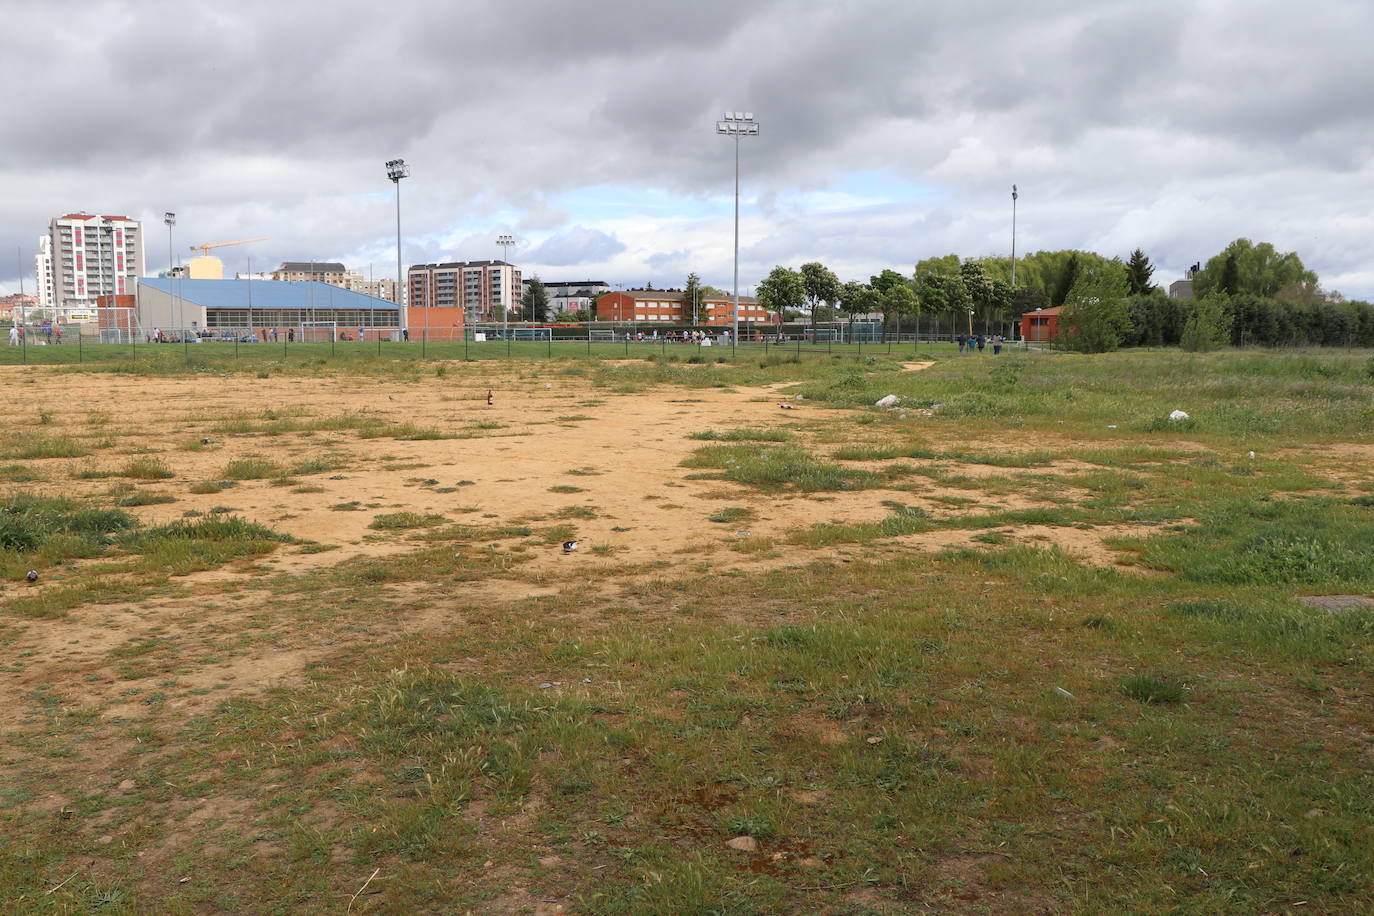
164 212 180 333
1010 184 1019 289
496 233 515 336
715 112 758 347
386 159 410 338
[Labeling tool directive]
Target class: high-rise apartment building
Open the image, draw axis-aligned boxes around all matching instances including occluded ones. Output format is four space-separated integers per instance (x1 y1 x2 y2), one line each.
408 260 522 323
43 214 145 315
34 236 54 312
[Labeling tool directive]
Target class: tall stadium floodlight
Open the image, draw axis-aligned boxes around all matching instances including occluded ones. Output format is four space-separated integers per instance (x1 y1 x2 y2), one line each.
715 111 759 345
386 159 410 337
496 233 514 337
1010 185 1019 288
164 212 181 332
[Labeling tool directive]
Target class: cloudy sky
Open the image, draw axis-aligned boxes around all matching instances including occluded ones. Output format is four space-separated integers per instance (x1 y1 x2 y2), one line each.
3 0 1373 299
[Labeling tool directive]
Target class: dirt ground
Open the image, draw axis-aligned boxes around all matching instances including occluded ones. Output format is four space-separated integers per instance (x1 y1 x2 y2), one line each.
0 364 1172 725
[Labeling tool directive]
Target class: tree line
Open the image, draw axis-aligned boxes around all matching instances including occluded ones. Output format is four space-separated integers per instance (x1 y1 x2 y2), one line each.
749 238 1374 351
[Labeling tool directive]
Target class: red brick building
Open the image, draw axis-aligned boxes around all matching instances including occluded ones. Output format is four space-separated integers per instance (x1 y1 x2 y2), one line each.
1021 306 1061 342
595 289 772 325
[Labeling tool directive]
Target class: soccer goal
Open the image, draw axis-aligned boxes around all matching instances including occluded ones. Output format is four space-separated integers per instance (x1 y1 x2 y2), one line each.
300 321 337 342
588 329 618 342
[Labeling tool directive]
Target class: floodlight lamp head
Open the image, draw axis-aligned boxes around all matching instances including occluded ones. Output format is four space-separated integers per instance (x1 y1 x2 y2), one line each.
163 212 175 226
385 158 410 182
1012 184 1018 199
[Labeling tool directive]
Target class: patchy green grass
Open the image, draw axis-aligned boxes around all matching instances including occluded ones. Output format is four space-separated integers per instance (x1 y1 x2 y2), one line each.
369 512 447 530
682 443 881 492
1 347 1372 913
221 458 282 480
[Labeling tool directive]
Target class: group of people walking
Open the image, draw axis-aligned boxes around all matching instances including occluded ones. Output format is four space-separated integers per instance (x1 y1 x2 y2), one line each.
958 334 1005 355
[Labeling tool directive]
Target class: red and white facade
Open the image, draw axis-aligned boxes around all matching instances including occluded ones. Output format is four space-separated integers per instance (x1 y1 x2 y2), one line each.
407 260 522 324
43 213 145 316
595 289 772 325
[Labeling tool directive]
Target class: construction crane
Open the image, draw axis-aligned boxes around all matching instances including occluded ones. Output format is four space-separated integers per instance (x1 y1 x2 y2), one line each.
188 237 267 257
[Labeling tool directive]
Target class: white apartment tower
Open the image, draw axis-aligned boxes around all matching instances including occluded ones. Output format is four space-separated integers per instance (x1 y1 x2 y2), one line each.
34 236 55 312
44 213 145 314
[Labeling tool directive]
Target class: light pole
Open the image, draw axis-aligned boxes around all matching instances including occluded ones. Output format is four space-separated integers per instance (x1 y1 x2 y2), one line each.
164 212 179 335
1010 184 1018 289
716 111 759 347
496 233 514 338
385 159 410 341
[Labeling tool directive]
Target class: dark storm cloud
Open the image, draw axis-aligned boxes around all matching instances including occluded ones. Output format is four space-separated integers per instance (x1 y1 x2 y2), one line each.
3 0 1374 296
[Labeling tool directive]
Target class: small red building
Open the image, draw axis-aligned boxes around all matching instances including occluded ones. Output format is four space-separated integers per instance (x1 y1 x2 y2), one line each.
1021 306 1061 342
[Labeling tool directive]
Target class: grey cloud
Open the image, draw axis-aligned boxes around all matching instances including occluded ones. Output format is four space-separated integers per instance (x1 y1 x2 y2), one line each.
525 227 626 266
4 0 1374 297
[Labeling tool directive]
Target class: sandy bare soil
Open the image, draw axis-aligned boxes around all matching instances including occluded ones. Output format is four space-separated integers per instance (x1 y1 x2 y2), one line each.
0 363 1187 723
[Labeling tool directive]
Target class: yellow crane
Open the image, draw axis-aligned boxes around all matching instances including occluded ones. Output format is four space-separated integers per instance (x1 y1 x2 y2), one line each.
189 237 267 257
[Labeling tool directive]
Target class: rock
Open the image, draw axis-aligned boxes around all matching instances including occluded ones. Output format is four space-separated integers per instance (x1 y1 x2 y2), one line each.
865 735 884 745
97 835 114 845
537 855 563 868
1168 410 1190 421
875 394 900 408
117 779 136 791
726 835 759 852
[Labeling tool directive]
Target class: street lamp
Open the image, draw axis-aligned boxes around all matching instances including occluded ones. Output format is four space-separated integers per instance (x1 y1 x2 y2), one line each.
164 212 180 334
716 111 759 347
385 158 410 340
496 233 514 337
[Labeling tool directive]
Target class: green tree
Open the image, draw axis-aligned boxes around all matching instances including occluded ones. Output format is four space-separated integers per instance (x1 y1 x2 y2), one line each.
756 266 805 317
1179 294 1232 352
1058 259 1131 353
838 280 880 332
1193 239 1317 300
1125 248 1156 295
799 262 841 327
881 283 917 337
520 276 548 322
682 272 705 324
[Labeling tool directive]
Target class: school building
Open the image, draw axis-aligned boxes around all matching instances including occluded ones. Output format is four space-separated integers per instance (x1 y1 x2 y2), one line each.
594 289 772 325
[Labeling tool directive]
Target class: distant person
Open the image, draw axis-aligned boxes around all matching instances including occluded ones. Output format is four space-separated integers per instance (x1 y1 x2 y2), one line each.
8 326 18 346
957 334 966 353
976 335 986 353
402 328 409 341
357 326 364 341
992 334 1003 355
54 327 62 345
287 328 295 343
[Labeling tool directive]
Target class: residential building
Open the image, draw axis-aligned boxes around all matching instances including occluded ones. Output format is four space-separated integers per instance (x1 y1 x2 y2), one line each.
531 280 610 320
408 260 522 323
43 213 145 316
1 294 38 323
34 237 54 312
269 261 399 304
594 289 771 325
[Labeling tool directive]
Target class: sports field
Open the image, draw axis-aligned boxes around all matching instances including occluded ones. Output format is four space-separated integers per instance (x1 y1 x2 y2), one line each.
2 346 1372 913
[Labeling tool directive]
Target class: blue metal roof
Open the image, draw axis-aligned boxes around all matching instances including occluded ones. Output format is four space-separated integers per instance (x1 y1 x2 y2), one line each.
139 278 399 310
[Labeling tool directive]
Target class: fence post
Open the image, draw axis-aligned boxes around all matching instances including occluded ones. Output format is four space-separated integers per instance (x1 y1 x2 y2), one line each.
78 330 83 364
421 328 426 360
